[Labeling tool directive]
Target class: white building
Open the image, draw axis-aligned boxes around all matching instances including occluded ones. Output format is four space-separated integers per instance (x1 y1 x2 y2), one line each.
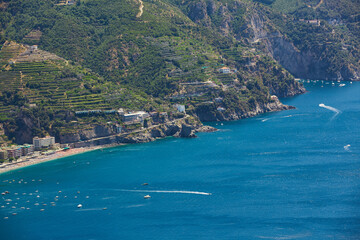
123 111 150 122
33 136 56 150
175 104 186 113
219 67 231 74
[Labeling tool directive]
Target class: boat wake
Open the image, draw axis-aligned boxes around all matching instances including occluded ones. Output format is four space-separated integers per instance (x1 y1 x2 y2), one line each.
319 103 341 119
116 189 212 196
344 144 351 151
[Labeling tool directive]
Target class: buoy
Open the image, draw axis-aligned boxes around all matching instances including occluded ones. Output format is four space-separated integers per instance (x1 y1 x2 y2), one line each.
77 204 82 208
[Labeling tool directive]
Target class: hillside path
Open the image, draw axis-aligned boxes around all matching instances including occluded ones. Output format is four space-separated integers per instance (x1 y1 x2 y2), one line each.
314 0 324 9
136 0 144 18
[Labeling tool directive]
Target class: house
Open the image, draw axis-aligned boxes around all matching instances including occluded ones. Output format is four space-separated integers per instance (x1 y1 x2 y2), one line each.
174 104 186 113
217 107 226 112
219 67 231 74
33 136 56 150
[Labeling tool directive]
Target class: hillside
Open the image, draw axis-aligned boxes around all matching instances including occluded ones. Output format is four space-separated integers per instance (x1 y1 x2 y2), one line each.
5 0 352 145
169 0 360 81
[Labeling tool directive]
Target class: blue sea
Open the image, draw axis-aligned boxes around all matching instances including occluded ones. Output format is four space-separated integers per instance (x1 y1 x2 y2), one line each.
1 81 360 240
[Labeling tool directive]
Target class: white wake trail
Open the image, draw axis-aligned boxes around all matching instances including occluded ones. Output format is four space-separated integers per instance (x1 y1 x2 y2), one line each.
117 189 212 196
319 103 341 119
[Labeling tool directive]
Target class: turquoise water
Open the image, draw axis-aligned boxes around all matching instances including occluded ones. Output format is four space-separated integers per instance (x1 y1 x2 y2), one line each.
1 82 360 240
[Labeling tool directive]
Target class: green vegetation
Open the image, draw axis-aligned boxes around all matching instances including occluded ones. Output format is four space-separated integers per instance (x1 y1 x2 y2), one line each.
0 0 333 145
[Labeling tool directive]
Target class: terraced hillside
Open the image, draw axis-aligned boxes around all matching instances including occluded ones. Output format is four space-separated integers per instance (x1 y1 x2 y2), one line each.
0 42 113 115
0 0 307 144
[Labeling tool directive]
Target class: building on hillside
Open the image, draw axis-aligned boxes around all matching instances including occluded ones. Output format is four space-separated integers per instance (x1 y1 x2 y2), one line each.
217 107 226 112
123 111 150 122
299 19 320 26
0 149 8 160
7 147 22 159
118 108 125 116
0 123 4 135
113 124 122 134
33 136 56 150
219 67 231 74
174 104 186 113
215 97 223 103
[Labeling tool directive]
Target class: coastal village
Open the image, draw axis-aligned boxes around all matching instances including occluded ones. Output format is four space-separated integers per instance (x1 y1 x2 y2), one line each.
0 105 190 167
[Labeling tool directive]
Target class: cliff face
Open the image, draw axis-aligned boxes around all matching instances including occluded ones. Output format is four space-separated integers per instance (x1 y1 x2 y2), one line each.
117 117 215 144
249 12 360 81
59 125 115 144
183 1 360 81
63 117 217 148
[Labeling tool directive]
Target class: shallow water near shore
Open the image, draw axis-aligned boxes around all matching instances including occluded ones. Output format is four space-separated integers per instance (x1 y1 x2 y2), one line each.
1 81 360 240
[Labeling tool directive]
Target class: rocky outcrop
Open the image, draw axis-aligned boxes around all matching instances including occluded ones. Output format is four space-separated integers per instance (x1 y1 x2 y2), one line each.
64 117 217 148
117 117 214 144
196 96 294 122
59 125 115 144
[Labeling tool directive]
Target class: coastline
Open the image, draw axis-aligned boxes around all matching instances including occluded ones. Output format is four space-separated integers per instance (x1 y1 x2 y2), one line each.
0 99 298 175
0 144 118 175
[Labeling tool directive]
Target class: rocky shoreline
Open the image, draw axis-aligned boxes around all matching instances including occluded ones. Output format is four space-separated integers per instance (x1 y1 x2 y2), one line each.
195 95 297 122
0 96 298 175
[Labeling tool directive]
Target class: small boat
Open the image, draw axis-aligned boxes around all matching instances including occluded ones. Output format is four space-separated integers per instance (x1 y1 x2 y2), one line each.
144 195 151 199
339 84 345 87
77 204 82 208
142 183 149 186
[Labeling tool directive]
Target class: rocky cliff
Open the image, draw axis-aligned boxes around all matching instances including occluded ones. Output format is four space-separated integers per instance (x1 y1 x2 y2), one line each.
59 125 115 144
63 117 217 148
248 10 360 81
195 95 294 122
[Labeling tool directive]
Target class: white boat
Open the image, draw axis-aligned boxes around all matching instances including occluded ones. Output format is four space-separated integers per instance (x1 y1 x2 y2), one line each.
77 204 82 208
339 84 345 87
144 195 151 199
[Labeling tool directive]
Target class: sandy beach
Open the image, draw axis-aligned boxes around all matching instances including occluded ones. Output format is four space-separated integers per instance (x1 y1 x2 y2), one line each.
0 145 112 175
